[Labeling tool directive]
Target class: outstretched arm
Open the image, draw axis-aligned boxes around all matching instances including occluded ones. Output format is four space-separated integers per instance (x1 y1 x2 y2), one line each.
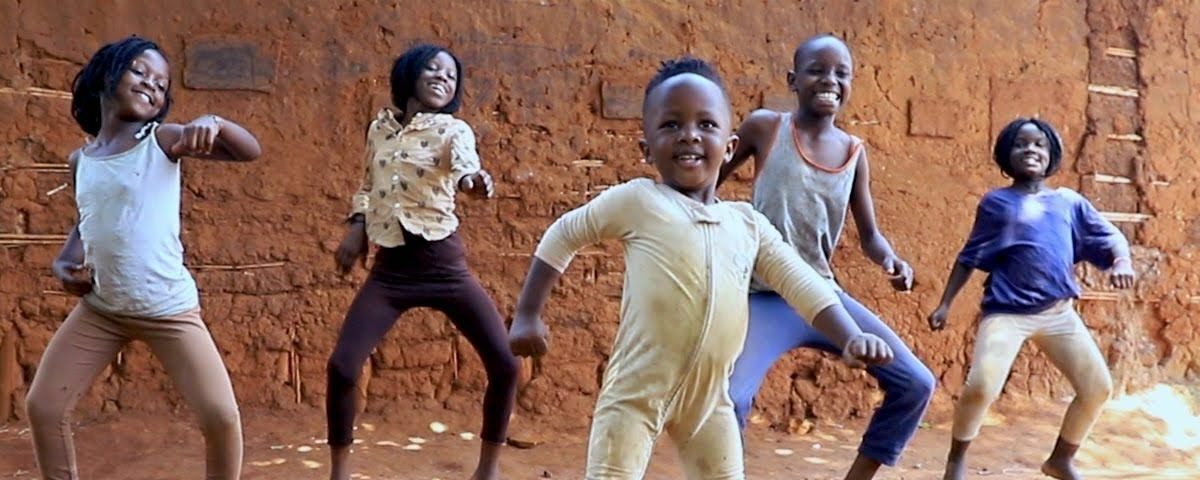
928 196 1000 330
752 210 893 367
1073 196 1135 289
157 115 261 161
508 258 561 357
507 182 641 357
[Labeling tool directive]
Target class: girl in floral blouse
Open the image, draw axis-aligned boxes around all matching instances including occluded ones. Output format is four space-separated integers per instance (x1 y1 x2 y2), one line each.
326 43 517 480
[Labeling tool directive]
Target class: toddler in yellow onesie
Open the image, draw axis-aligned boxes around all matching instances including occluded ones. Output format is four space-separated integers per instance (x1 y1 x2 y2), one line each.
507 57 895 480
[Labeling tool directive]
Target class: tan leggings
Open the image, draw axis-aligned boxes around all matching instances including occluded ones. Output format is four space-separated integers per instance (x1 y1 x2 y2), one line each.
25 302 242 480
952 300 1112 444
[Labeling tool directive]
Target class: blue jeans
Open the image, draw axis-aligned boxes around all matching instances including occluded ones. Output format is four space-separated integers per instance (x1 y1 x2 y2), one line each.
729 291 935 466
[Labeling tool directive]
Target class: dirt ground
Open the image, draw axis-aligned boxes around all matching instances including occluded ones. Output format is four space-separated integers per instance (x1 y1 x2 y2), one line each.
2 3 1200 479
3 385 1197 480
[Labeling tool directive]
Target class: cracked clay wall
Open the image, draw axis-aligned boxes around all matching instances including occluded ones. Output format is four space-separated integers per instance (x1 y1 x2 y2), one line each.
2 0 1198 432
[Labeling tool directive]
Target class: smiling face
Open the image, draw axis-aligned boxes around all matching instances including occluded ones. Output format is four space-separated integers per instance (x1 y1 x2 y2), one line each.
789 36 853 118
640 73 737 200
1007 122 1052 181
108 49 169 122
410 50 458 112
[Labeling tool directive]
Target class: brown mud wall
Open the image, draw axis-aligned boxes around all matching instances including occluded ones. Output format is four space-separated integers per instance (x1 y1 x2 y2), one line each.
2 1 1197 431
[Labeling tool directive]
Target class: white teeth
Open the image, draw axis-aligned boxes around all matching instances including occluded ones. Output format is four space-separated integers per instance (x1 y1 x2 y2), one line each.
816 92 839 102
137 92 152 104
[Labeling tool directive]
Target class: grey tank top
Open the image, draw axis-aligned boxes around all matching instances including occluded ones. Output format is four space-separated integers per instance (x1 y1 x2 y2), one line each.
750 113 862 292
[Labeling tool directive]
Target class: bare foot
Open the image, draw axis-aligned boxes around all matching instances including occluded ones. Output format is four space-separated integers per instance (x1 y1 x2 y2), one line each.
329 446 351 480
1041 458 1082 480
942 460 967 480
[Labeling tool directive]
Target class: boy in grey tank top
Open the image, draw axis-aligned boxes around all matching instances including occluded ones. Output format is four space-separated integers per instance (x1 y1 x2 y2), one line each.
717 34 935 480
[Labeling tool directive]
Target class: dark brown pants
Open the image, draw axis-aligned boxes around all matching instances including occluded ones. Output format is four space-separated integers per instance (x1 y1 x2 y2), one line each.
326 231 518 447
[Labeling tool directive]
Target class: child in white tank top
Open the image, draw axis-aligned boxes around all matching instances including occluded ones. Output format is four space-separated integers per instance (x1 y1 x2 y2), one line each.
26 36 261 480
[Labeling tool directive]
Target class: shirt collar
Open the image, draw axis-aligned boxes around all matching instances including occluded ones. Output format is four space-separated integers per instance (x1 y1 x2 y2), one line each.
654 183 723 224
375 107 450 134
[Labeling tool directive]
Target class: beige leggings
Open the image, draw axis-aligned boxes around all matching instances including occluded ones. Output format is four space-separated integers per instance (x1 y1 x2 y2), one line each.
25 302 242 480
952 300 1112 444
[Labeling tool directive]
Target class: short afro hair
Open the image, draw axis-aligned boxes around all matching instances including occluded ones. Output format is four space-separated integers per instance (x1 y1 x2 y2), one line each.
792 33 851 68
643 56 728 110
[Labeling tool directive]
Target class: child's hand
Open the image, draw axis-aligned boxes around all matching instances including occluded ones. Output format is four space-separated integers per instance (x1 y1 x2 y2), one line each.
841 333 893 369
458 170 494 199
52 260 93 297
928 305 949 331
167 115 222 158
1110 258 1135 289
334 222 368 274
882 256 914 291
508 314 549 358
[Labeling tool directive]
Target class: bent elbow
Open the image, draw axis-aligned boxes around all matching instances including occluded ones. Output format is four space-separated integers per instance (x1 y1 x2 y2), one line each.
239 143 263 162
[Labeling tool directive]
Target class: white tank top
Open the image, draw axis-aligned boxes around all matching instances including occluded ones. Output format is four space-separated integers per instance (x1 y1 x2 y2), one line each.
75 123 199 317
